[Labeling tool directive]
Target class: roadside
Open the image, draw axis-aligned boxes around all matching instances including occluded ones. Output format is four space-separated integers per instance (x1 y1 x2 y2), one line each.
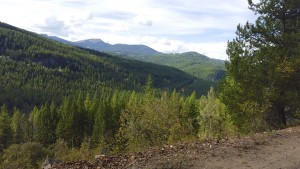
46 126 300 169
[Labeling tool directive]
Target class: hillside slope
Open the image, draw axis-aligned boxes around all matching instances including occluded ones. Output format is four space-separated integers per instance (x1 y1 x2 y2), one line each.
0 22 208 111
139 52 226 81
43 35 225 81
43 35 161 56
44 126 300 169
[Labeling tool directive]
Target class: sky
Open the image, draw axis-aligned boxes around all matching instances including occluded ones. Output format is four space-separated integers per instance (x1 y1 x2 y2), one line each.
0 0 258 60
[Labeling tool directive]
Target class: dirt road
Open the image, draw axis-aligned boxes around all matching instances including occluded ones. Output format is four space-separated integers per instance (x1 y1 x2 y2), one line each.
48 126 300 169
191 127 300 169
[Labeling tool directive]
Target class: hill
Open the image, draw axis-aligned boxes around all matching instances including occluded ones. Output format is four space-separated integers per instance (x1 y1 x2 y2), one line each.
134 52 226 81
42 35 225 81
0 22 210 111
43 35 161 56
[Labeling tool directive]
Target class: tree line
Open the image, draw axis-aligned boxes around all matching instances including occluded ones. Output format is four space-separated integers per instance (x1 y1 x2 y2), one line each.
0 77 234 153
0 0 300 167
0 77 235 167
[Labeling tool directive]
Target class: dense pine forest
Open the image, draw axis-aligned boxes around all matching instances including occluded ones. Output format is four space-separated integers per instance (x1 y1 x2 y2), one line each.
0 21 220 168
45 36 226 82
0 21 214 112
0 0 300 168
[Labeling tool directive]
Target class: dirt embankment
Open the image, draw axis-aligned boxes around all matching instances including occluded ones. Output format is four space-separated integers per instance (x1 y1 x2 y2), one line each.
44 126 300 169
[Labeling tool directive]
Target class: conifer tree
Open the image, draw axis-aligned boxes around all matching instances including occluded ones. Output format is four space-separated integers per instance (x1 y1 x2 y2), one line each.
220 0 300 131
0 105 13 150
56 97 75 146
91 105 105 148
11 107 23 144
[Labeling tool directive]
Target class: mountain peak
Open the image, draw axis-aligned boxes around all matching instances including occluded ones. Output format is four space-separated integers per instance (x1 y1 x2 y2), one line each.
76 38 106 44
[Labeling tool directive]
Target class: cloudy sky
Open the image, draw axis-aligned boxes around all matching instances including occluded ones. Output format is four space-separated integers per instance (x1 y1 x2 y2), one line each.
0 0 257 59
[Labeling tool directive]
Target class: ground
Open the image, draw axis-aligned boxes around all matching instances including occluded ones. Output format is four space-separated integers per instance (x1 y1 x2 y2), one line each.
47 126 300 169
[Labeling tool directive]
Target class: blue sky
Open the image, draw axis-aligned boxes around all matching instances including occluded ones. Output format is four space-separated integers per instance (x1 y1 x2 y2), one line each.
0 0 257 59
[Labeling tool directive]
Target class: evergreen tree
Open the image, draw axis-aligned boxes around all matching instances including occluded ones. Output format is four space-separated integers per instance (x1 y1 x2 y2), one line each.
11 107 23 144
145 75 154 101
185 91 199 132
84 93 95 137
56 97 75 147
91 105 105 148
198 87 234 139
220 0 300 131
31 103 58 145
0 105 13 150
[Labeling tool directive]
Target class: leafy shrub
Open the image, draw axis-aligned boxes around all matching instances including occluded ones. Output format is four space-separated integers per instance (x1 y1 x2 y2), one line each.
0 142 46 169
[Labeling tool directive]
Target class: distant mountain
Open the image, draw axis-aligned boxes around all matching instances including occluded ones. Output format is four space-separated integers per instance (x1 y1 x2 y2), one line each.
1 22 214 111
140 52 226 81
41 35 161 56
42 35 225 81
75 39 110 50
75 39 161 56
41 34 73 45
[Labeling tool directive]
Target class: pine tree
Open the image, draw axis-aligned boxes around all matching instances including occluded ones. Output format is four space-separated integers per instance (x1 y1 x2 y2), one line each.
91 105 105 148
145 75 154 101
0 105 13 150
33 102 58 145
11 107 23 144
84 93 95 137
198 87 234 139
56 97 75 147
220 0 300 131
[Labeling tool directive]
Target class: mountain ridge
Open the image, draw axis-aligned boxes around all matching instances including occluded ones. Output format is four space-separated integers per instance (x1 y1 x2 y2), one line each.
42 35 161 56
42 34 226 81
0 21 214 111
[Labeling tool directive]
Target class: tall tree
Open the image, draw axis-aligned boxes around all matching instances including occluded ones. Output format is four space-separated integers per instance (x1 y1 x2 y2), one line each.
220 0 300 131
11 107 23 144
0 105 13 150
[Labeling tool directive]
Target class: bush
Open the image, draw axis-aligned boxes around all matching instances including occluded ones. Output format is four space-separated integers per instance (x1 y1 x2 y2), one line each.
0 142 47 169
50 138 94 162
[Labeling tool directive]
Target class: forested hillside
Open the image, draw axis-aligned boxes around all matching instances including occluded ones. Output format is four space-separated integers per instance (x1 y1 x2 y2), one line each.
136 52 225 81
43 35 225 82
0 0 299 168
0 22 232 168
43 35 161 56
0 22 211 112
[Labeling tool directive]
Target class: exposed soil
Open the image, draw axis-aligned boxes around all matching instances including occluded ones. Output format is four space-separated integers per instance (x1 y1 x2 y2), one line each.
45 126 300 169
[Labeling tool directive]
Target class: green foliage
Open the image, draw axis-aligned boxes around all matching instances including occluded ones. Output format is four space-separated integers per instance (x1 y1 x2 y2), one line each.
118 52 225 96
118 91 193 151
0 105 13 150
121 51 225 82
219 77 271 133
116 82 231 152
10 107 31 144
0 85 236 164
57 37 225 82
0 22 207 113
50 138 94 162
11 107 22 144
198 88 235 139
0 142 47 169
31 102 58 145
0 21 239 164
91 106 105 148
220 0 300 132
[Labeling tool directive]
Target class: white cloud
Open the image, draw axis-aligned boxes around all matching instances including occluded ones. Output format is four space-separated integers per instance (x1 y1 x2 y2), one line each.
36 16 72 36
0 0 257 59
132 15 153 27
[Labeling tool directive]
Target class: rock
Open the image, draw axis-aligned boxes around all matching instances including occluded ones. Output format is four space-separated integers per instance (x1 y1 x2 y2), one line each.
95 154 105 159
42 157 62 169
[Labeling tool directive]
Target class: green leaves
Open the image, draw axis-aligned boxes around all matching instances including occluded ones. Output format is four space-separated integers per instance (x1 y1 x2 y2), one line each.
0 105 13 150
221 0 300 131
